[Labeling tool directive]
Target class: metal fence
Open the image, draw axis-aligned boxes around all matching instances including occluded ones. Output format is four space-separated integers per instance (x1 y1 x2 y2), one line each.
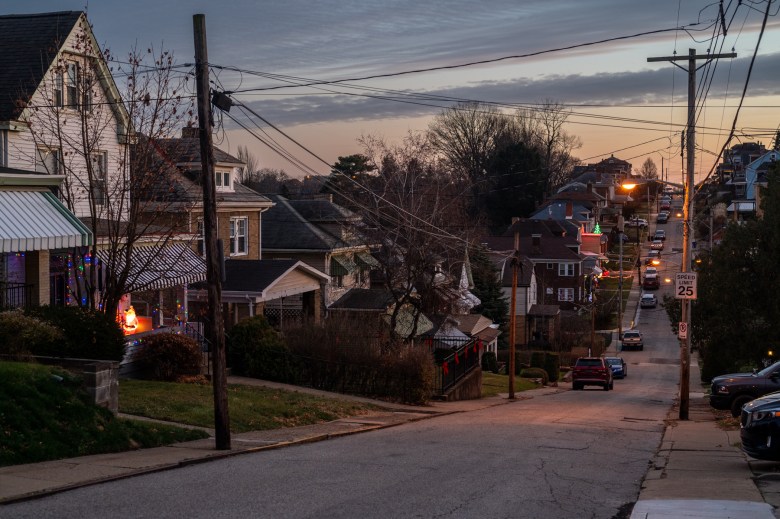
430 337 481 396
0 282 32 309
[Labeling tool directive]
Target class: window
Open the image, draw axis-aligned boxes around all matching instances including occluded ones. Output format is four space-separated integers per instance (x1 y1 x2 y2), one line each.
54 72 64 107
229 217 248 256
90 152 107 205
547 263 554 269
36 147 62 175
0 130 8 167
215 171 232 191
558 263 575 276
558 288 574 302
66 62 79 108
196 219 205 257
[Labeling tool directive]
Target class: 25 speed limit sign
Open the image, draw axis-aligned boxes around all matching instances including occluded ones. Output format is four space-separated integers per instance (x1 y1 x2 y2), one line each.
675 272 698 300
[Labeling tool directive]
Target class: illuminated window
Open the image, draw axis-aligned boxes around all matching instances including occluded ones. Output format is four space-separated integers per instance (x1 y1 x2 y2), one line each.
558 288 574 302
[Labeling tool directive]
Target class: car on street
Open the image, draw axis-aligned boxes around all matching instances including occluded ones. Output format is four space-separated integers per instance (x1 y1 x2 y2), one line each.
660 200 671 211
621 330 644 351
653 229 666 241
626 218 648 229
640 293 658 308
741 391 780 460
643 272 660 290
645 250 661 265
571 357 614 390
604 356 627 379
644 266 658 276
710 360 780 417
656 212 669 224
650 239 664 250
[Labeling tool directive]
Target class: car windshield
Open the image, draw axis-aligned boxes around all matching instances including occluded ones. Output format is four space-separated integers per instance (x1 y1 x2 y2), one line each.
624 332 640 338
576 359 602 367
757 361 780 376
605 358 621 366
642 295 654 300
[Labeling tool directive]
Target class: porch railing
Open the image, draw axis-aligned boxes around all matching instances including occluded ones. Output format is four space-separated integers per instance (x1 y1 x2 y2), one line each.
0 282 33 309
431 337 480 396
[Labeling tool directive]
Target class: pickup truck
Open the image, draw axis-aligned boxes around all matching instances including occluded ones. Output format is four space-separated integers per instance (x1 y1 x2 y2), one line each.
710 360 780 417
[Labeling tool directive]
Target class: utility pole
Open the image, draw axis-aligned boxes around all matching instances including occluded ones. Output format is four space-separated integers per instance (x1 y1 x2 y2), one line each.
648 48 736 420
194 14 231 449
508 218 519 399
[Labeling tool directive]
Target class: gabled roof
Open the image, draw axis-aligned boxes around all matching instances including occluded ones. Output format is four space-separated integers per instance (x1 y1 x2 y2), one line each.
154 137 244 166
0 11 82 122
329 288 396 311
262 195 358 252
482 233 581 263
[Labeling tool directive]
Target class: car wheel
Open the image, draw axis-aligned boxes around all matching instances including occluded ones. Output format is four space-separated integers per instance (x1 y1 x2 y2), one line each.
640 345 644 351
573 382 582 390
609 381 614 390
603 382 609 391
730 395 753 417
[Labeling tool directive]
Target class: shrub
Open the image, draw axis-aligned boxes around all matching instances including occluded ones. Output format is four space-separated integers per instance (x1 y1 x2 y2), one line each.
481 351 499 373
543 352 560 383
530 351 545 369
520 367 549 385
134 333 202 381
228 316 293 381
25 306 124 361
386 347 435 404
0 310 64 359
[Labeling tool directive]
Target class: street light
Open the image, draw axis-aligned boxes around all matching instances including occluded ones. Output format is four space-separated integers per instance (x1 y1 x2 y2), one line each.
618 182 636 350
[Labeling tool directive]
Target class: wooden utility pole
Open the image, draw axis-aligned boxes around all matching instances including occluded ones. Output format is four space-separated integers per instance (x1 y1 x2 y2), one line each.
508 218 519 399
648 48 735 420
194 14 230 449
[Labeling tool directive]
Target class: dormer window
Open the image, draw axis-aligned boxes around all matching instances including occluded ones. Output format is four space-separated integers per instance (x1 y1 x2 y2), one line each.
215 170 232 191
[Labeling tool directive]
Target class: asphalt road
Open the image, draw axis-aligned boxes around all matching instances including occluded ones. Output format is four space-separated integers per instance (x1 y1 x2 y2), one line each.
0 211 688 519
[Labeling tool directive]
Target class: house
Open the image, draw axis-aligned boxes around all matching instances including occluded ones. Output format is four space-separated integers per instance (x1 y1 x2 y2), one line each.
727 149 779 219
261 194 379 306
0 11 141 310
144 130 330 329
328 287 434 339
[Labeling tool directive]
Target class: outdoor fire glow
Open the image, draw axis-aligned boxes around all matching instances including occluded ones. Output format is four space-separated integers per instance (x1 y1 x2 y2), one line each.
123 306 138 331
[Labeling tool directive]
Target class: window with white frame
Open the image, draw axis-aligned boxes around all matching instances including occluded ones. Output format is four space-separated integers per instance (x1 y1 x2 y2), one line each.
558 288 574 302
558 262 575 276
215 170 232 191
196 218 205 257
229 217 248 256
66 62 79 108
36 147 62 175
90 152 107 205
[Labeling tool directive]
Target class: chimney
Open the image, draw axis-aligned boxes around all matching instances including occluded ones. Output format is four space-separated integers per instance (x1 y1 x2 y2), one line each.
531 233 541 254
565 201 573 219
181 127 199 139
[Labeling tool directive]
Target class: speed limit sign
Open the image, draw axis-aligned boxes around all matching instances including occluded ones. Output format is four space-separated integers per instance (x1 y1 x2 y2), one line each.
678 322 688 339
675 272 698 300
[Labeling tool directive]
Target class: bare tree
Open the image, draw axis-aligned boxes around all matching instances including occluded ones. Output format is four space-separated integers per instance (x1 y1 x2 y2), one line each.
235 145 260 184
639 157 659 179
355 133 477 339
531 99 582 194
20 25 195 314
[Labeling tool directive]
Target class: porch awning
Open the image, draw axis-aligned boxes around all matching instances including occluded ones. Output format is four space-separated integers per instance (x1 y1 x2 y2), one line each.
355 251 379 268
0 190 92 253
330 255 357 276
97 243 206 292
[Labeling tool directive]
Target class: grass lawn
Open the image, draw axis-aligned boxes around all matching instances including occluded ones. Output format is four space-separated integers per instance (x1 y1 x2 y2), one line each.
481 372 539 398
0 362 208 467
119 379 382 433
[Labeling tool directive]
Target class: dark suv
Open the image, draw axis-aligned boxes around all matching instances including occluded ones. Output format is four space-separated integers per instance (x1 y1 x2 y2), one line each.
572 357 613 391
710 361 780 417
741 391 780 460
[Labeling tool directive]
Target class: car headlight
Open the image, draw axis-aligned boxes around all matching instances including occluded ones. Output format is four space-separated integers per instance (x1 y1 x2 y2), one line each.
752 410 780 421
716 385 729 394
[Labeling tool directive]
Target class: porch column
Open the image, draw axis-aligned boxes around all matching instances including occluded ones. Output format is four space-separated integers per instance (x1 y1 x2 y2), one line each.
25 250 50 306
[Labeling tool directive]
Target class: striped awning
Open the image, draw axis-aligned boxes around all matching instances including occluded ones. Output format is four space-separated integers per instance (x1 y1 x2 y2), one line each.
355 251 379 268
330 255 357 276
97 243 206 292
0 190 92 253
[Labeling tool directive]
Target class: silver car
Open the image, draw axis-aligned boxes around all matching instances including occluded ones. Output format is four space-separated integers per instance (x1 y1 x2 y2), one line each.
640 293 657 308
622 330 644 351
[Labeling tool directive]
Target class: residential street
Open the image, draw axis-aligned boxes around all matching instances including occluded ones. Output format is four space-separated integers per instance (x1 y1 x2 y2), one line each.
0 215 688 518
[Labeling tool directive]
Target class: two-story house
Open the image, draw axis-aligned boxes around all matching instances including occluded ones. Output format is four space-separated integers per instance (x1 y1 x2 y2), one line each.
261 194 379 307
144 132 329 330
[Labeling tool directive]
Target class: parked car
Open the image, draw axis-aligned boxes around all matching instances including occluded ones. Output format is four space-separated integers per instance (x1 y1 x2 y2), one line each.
650 239 664 251
654 229 666 241
741 391 780 460
710 361 780 417
645 253 661 266
604 356 627 379
640 293 658 308
621 330 644 351
656 212 669 224
660 200 671 211
626 218 648 229
643 273 660 290
572 357 614 390
644 266 658 276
